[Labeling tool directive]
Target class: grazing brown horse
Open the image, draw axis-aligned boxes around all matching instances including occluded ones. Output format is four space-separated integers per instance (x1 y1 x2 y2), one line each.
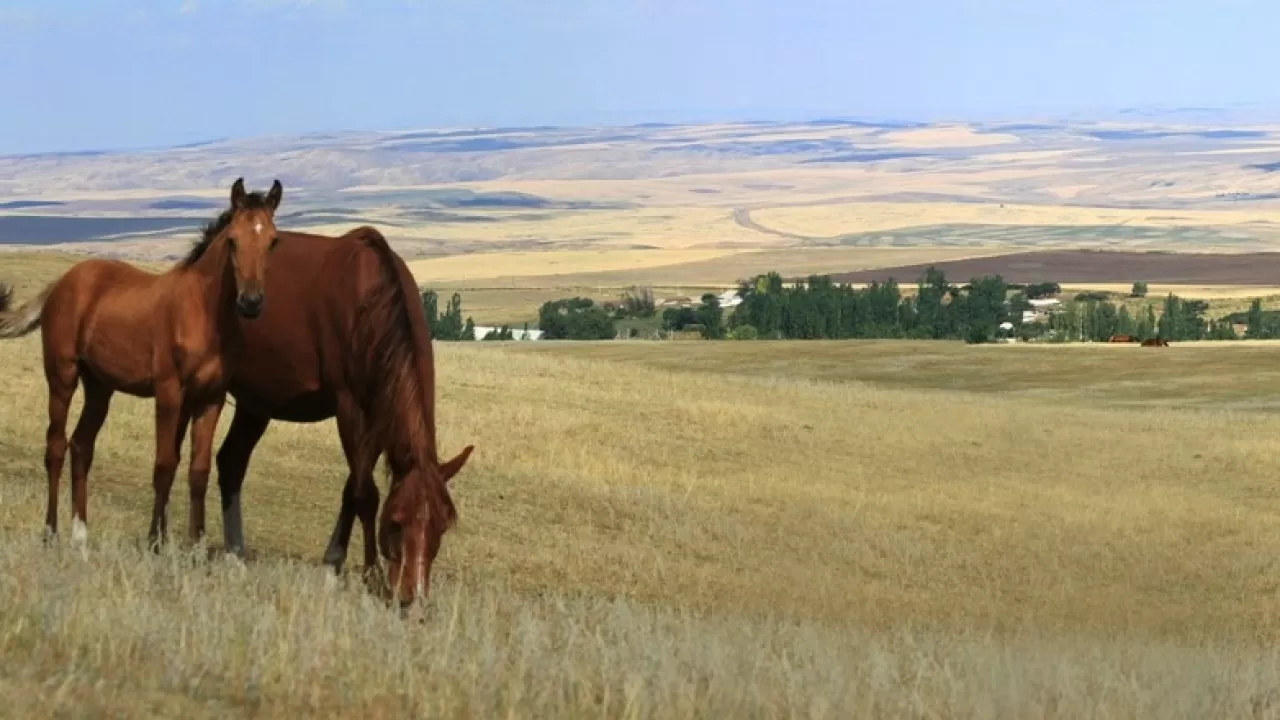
1108 334 1139 343
0 178 282 549
207 224 473 608
1141 338 1171 347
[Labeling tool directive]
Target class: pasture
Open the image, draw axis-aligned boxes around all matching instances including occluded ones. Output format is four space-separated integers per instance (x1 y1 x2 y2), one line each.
9 116 1280 715
5 324 1280 714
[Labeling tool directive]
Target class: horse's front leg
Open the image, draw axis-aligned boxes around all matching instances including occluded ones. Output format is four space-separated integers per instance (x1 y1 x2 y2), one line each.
186 391 226 545
149 381 190 551
215 407 271 559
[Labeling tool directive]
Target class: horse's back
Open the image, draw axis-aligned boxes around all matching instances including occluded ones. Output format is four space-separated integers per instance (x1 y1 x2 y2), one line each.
43 258 168 395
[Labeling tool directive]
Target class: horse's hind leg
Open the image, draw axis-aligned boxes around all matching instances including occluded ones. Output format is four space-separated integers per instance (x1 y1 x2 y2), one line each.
68 373 112 546
42 357 77 542
214 407 269 559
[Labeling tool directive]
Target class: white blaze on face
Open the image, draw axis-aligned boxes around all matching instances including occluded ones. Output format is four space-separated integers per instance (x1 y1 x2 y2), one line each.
416 553 426 600
253 221 264 236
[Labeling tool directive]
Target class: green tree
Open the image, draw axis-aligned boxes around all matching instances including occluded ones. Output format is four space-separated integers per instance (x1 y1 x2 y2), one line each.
914 267 949 339
1024 282 1061 299
696 293 725 339
482 324 514 341
961 275 1008 344
537 297 617 340
622 287 657 317
1158 294 1179 340
1131 281 1149 298
1008 291 1032 327
1089 301 1120 341
421 289 470 341
1137 305 1157 340
1208 319 1238 340
1247 299 1265 338
1116 305 1134 336
662 306 698 331
1049 300 1081 342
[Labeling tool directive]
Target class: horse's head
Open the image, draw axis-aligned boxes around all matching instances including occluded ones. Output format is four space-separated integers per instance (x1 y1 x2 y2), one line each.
378 445 474 609
222 177 283 319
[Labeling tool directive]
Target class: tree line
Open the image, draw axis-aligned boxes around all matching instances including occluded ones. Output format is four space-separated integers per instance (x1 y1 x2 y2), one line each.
420 289 532 342
420 268 1259 343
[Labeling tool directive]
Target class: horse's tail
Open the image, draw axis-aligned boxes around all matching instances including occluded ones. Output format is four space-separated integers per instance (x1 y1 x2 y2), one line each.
0 282 51 339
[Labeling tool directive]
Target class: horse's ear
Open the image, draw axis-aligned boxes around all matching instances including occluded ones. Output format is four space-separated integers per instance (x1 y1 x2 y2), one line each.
439 445 474 483
230 177 246 209
265 179 283 213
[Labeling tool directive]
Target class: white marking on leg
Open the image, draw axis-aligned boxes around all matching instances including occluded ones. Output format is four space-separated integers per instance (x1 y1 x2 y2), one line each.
70 517 87 546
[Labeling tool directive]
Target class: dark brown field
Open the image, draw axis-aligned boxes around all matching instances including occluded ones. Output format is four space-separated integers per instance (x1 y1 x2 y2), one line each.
827 249 1280 286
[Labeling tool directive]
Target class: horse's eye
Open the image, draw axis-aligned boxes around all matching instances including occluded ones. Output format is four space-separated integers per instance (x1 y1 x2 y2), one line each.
269 236 279 250
228 237 238 252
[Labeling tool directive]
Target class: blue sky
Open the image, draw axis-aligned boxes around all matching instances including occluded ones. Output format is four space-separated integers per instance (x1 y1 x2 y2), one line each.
0 0 1276 154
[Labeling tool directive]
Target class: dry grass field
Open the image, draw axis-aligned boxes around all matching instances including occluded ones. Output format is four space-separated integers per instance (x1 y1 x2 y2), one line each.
7 318 1280 714
409 246 1007 289
747 201 1280 241
13 116 1280 715
831 249 1280 287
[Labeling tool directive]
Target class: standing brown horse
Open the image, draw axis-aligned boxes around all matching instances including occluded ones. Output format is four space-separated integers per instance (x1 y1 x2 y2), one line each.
206 224 473 608
0 178 282 549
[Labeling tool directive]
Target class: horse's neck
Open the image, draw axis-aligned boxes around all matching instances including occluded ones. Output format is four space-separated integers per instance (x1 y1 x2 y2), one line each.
176 242 237 324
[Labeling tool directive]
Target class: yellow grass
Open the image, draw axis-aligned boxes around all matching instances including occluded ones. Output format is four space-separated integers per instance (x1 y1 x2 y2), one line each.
750 201 1280 238
412 247 1010 287
405 249 738 282
6 327 1280 714
0 250 168 295
305 206 775 251
1060 283 1280 299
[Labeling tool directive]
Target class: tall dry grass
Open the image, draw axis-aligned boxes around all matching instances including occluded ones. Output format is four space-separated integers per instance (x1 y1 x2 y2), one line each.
5 522 1279 718
3 336 1280 715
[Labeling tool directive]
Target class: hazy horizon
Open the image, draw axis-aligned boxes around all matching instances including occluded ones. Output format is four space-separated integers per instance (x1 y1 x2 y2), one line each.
3 0 1280 155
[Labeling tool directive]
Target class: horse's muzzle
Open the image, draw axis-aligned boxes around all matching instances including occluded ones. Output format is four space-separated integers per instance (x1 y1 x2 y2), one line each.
236 291 264 319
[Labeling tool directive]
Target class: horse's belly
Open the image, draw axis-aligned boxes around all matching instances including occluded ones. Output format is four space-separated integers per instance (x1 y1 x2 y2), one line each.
228 384 335 423
79 348 155 398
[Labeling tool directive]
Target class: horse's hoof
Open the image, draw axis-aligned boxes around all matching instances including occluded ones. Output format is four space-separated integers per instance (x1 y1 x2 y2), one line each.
322 549 346 570
360 565 385 594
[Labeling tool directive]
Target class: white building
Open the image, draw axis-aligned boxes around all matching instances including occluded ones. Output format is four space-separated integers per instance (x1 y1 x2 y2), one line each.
1027 298 1060 310
471 325 543 341
716 290 743 309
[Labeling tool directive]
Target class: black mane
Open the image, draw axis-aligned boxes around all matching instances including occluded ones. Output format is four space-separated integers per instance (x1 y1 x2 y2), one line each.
181 190 272 268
